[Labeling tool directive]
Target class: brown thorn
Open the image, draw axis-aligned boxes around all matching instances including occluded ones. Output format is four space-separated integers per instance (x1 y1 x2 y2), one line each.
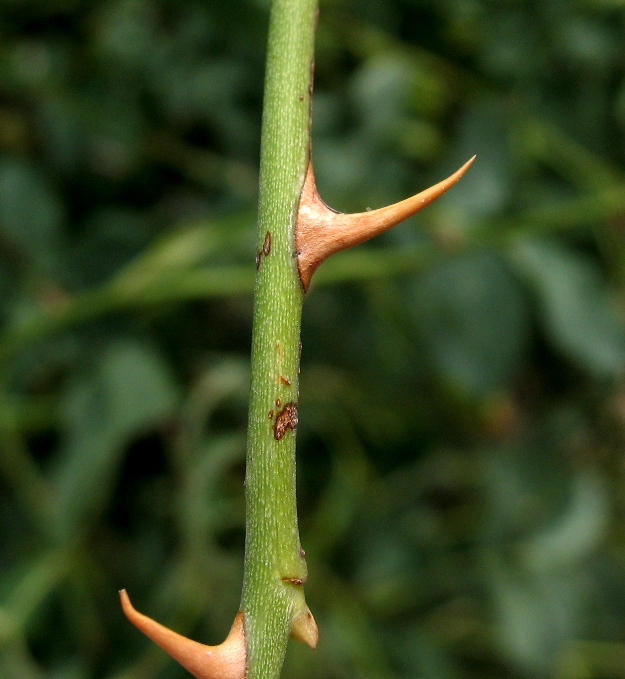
119 589 246 679
296 155 476 290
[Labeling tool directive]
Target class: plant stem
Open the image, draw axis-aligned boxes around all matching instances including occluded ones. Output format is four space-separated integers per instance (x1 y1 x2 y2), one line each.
241 1 317 678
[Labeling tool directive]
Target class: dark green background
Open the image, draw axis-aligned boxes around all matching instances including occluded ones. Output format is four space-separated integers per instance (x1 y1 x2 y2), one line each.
2 0 625 677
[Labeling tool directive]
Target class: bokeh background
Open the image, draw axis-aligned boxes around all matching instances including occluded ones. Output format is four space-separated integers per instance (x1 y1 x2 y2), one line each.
2 0 625 677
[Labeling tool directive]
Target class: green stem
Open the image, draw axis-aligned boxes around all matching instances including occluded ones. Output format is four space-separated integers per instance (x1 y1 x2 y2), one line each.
241 1 317 678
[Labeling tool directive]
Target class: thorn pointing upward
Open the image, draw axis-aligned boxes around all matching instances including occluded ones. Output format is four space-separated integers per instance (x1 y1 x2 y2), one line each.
296 156 475 290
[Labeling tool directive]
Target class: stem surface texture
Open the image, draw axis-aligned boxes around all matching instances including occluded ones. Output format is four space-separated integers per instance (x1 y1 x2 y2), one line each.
242 1 317 678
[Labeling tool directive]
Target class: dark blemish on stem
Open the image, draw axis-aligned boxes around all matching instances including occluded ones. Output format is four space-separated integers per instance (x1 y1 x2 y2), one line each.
281 576 305 586
275 398 282 408
268 410 274 419
273 402 298 440
298 94 304 101
280 375 291 386
297 340 302 375
255 232 272 270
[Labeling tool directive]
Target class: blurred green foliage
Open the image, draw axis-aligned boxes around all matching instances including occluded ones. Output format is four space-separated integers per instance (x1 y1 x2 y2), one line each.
2 0 625 677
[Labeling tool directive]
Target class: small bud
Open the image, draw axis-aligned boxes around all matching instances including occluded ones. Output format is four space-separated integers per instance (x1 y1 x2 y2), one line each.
290 605 319 650
119 589 246 679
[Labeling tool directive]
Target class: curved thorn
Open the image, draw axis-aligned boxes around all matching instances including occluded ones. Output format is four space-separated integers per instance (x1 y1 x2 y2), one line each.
119 589 246 679
296 155 476 290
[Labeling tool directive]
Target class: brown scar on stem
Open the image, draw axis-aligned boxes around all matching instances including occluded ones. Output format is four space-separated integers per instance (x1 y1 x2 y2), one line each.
255 232 272 270
295 155 476 290
279 375 291 386
268 410 274 419
275 398 282 408
273 401 298 440
281 576 305 586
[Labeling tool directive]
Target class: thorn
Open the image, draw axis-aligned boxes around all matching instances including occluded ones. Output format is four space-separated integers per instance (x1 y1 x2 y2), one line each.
296 156 476 290
290 605 319 650
119 589 246 679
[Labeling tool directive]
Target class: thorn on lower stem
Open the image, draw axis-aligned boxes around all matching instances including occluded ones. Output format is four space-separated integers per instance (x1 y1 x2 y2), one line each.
295 155 476 290
119 589 246 679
